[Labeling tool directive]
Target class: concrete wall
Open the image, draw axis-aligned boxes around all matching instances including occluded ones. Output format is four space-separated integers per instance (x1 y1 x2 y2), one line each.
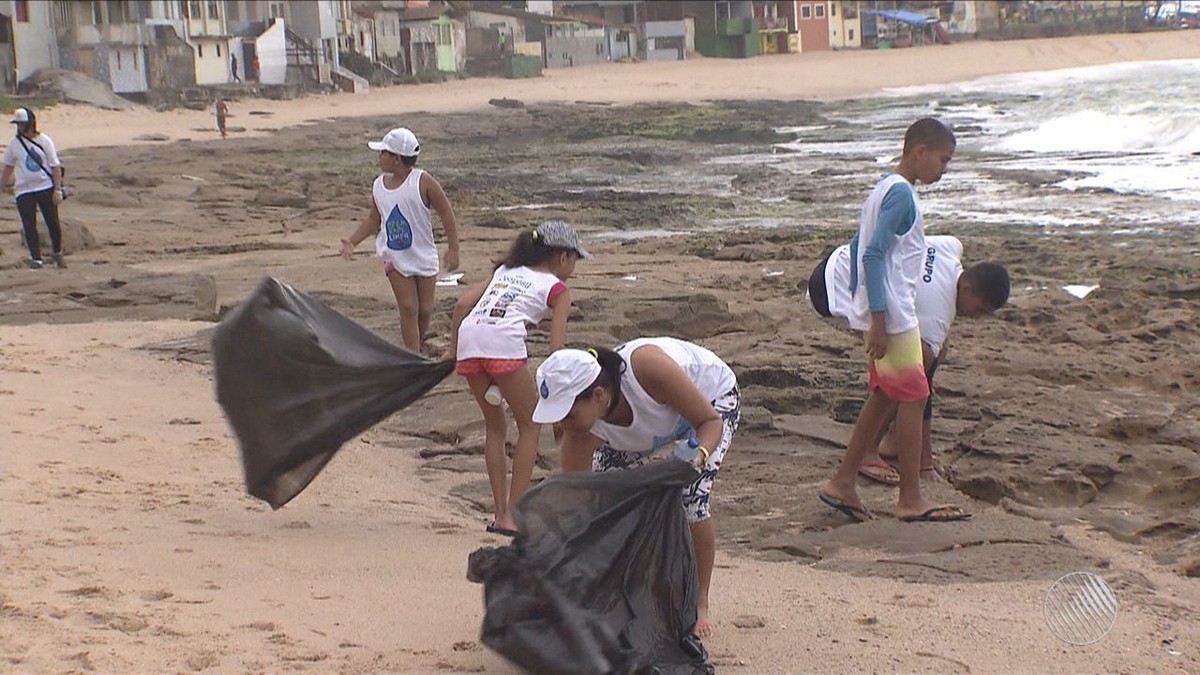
11 0 58 82
372 9 401 59
289 0 337 41
466 10 527 43
255 18 286 85
144 24 196 89
108 45 149 92
544 36 607 68
192 38 228 84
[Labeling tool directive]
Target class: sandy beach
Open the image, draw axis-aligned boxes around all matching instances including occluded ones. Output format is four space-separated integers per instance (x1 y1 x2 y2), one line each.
3 31 1199 673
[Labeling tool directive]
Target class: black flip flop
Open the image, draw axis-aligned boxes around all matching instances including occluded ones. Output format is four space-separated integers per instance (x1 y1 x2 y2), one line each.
486 522 518 537
899 506 972 523
819 491 874 522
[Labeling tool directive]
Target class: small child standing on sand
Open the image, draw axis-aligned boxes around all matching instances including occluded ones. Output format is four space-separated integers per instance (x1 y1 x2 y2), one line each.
448 220 589 535
341 127 461 353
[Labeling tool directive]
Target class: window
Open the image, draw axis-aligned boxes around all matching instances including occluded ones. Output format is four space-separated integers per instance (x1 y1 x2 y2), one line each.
208 0 219 20
816 4 825 18
14 0 28 22
849 28 855 40
832 2 837 17
116 50 122 70
216 43 221 56
189 0 201 19
801 5 811 19
197 43 204 57
436 23 451 46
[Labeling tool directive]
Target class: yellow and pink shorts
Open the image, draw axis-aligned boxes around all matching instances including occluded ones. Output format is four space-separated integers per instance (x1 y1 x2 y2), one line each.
456 357 527 377
867 328 930 402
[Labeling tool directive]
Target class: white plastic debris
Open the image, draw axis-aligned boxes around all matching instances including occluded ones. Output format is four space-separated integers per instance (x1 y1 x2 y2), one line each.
1063 284 1099 299
436 272 465 287
621 275 638 281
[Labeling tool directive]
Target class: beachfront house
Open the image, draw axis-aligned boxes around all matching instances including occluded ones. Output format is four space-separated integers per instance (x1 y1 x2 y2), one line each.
0 0 59 92
827 0 862 48
542 14 610 68
390 2 464 76
790 1 831 51
685 0 759 58
453 2 544 76
558 0 690 61
50 0 237 98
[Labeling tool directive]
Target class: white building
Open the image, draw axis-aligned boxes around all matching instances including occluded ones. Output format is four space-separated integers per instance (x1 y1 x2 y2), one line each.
1 0 59 91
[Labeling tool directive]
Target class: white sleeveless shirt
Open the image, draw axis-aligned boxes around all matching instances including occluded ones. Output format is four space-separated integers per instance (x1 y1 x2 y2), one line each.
847 173 925 335
456 265 566 360
373 168 438 277
591 337 737 453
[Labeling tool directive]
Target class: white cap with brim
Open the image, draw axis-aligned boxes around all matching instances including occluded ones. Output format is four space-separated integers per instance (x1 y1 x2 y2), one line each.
367 127 420 156
10 108 30 124
532 349 603 424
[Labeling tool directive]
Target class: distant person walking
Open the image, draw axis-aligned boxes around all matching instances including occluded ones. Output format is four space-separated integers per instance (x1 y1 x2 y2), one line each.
231 54 241 83
215 99 228 139
1 107 65 269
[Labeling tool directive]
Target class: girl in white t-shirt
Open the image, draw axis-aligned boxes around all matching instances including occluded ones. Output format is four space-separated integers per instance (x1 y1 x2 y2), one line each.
448 220 590 536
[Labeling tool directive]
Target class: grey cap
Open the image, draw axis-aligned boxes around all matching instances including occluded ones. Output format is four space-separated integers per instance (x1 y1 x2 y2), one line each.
535 220 591 259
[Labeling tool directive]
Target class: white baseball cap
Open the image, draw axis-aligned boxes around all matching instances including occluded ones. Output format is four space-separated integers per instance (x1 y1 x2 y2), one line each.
368 127 420 156
532 349 603 424
10 108 31 124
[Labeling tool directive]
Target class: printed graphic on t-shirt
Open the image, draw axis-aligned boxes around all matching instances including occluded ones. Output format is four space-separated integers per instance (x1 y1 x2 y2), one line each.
471 274 536 323
385 205 413 251
24 150 43 173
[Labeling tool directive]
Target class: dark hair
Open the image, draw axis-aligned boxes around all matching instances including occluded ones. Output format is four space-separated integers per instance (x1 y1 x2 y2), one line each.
400 155 418 167
962 262 1010 309
496 228 576 270
576 347 624 415
16 108 37 135
902 117 955 156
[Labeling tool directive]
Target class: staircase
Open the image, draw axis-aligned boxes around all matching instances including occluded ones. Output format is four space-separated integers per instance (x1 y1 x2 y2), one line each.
332 64 369 93
284 27 319 84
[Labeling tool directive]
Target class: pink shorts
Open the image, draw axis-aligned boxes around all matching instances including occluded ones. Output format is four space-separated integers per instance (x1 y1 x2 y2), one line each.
457 357 527 377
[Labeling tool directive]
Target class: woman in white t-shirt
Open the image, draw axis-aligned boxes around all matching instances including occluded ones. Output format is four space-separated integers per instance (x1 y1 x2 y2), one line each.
448 220 589 537
0 108 65 269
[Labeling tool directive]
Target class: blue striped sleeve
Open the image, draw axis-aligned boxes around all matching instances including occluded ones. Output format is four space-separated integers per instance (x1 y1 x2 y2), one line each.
863 183 916 313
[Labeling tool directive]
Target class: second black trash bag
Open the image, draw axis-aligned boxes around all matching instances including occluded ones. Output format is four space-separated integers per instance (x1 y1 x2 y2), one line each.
213 277 454 510
467 458 714 675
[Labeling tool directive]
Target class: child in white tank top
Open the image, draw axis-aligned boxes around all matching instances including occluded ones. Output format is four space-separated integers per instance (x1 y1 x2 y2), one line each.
339 128 460 354
448 220 590 536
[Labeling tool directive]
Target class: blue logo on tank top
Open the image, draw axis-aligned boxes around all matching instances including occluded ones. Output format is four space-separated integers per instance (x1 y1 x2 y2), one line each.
651 418 692 450
384 205 412 251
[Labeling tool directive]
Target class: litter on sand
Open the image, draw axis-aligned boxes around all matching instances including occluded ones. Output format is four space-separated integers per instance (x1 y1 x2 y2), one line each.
1063 284 1099 299
436 272 465 287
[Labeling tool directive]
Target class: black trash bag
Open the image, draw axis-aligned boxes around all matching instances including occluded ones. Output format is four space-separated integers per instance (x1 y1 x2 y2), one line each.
467 458 714 675
212 277 454 509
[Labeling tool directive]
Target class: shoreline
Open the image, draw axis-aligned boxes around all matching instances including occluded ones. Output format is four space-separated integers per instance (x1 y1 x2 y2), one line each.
40 30 1200 150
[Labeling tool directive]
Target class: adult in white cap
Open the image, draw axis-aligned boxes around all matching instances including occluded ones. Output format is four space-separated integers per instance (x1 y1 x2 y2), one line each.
533 338 740 639
341 127 461 352
1 107 66 269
